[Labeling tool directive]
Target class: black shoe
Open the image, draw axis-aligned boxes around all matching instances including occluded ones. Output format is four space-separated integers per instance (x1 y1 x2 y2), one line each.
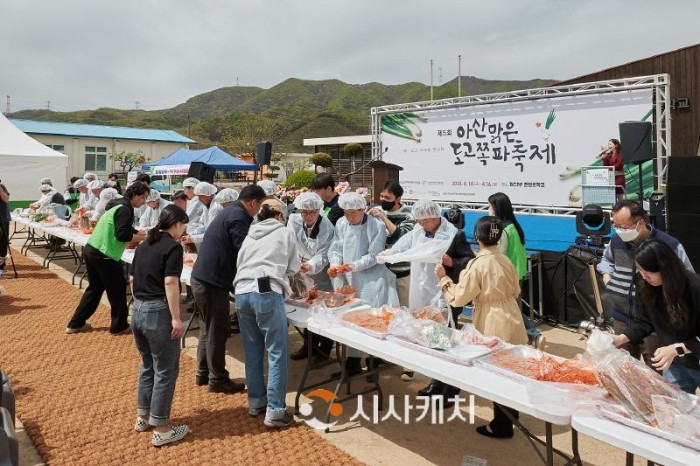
290 346 309 360
230 319 240 334
195 374 209 386
309 355 332 370
209 379 246 394
476 425 513 439
418 381 443 397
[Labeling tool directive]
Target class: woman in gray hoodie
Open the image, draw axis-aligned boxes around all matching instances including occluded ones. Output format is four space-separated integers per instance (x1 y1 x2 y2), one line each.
234 199 300 428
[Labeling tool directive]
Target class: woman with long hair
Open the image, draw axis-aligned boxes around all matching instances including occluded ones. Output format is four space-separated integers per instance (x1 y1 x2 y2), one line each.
613 238 700 393
601 138 625 200
130 204 189 446
436 216 527 438
488 192 544 349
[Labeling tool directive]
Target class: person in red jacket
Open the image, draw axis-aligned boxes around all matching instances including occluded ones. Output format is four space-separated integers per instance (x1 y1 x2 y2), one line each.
601 138 625 201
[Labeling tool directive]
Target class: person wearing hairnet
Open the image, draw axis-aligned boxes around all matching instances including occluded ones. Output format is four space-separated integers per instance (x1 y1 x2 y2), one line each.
257 180 287 220
182 177 203 224
205 188 239 226
288 192 336 366
83 180 106 214
137 189 171 229
83 172 98 182
30 183 65 210
39 177 53 186
91 188 122 222
72 178 90 208
181 182 217 251
381 200 474 402
328 192 399 377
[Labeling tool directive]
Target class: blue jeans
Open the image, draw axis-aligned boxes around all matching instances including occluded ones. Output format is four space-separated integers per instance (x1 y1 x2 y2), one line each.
522 313 541 342
235 291 289 413
663 363 700 394
132 298 181 426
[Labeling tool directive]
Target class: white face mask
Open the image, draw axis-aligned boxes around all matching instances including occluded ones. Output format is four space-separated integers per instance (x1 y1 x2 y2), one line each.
615 223 640 242
488 206 495 216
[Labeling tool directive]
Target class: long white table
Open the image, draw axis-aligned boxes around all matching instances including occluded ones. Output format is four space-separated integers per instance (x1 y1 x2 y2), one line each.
283 305 581 465
572 411 699 466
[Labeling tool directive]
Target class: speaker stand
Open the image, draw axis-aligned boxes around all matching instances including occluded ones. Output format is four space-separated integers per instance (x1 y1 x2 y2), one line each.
636 160 644 202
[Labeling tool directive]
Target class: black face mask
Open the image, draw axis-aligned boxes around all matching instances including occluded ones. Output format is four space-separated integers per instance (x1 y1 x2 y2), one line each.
380 200 395 211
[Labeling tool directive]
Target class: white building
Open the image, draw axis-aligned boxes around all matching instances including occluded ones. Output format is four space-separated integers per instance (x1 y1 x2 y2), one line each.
10 119 194 183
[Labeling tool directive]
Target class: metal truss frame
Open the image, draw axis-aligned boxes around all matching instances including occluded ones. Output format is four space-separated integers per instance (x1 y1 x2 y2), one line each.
370 74 671 215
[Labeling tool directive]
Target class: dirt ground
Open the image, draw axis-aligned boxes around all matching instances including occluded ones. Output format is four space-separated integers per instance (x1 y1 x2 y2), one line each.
8 242 654 466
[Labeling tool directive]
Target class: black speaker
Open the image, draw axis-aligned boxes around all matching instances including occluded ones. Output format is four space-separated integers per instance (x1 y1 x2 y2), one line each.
256 141 272 166
187 162 216 183
667 156 700 186
619 121 653 164
666 157 700 269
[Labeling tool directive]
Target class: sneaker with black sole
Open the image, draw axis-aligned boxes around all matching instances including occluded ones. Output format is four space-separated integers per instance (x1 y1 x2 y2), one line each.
152 425 189 446
65 323 92 334
209 379 246 394
111 325 131 336
134 417 151 432
264 410 294 428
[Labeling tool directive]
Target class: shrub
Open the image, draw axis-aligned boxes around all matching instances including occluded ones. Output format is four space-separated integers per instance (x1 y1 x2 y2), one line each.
284 170 316 188
343 143 363 158
310 152 333 172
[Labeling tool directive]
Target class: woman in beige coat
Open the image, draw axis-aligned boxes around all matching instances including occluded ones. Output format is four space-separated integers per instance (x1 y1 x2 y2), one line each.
436 216 527 438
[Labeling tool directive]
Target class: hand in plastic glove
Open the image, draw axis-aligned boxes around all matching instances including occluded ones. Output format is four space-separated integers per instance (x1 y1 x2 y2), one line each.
300 263 311 274
368 207 386 220
435 264 446 279
651 345 679 371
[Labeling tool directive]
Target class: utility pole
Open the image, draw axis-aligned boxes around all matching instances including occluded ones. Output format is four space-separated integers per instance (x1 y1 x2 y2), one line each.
439 67 443 84
4 95 9 114
430 59 434 101
458 55 462 97
46 100 51 111
134 101 140 110
236 77 239 86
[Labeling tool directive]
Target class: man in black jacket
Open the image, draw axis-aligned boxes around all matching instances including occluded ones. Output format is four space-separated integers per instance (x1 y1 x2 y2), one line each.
191 185 266 393
311 173 344 226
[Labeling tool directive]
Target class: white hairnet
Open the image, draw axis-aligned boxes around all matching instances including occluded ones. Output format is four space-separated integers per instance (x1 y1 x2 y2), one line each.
87 180 105 190
215 188 239 203
257 180 277 196
146 189 162 202
83 172 97 181
182 177 199 188
412 200 442 220
40 177 53 185
294 192 324 211
99 188 120 201
39 184 52 193
194 182 217 196
338 192 367 210
73 179 88 189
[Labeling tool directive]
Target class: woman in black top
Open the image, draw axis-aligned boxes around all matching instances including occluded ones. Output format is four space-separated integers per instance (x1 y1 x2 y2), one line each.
129 205 189 446
613 238 700 393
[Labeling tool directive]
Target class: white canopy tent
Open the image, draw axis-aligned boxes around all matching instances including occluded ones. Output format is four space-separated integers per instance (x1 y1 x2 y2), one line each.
0 113 68 203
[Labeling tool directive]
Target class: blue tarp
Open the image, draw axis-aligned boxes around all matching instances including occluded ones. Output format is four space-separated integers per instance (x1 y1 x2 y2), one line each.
143 146 258 171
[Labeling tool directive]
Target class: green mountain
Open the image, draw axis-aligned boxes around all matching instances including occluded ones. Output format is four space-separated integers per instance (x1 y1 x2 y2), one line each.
7 76 556 153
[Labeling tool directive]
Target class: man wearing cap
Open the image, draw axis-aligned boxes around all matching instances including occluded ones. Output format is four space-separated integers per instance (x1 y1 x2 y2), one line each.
181 182 217 250
65 182 150 335
182 177 203 224
191 185 267 393
138 189 171 229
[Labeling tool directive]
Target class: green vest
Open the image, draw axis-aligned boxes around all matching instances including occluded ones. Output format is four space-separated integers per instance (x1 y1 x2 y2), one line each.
87 204 127 261
504 223 527 280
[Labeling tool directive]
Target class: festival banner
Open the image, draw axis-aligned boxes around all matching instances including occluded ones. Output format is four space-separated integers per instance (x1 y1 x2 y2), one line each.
380 90 653 207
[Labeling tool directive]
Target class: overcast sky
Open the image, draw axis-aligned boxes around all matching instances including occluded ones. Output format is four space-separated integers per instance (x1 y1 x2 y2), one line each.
1 0 697 112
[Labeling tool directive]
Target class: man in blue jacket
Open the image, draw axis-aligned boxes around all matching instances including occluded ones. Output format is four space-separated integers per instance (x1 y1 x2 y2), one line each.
191 185 266 393
598 200 694 365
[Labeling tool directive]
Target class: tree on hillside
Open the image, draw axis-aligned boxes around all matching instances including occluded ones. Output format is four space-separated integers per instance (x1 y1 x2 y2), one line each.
310 152 333 173
221 114 282 156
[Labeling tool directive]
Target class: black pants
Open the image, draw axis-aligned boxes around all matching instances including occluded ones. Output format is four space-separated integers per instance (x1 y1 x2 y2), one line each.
191 277 231 385
0 222 8 271
301 329 334 358
67 244 129 333
490 403 519 435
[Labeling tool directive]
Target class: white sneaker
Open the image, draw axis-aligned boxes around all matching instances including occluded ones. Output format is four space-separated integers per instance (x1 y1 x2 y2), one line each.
65 323 92 334
534 335 546 351
134 417 151 432
152 425 189 446
400 371 414 382
264 410 294 428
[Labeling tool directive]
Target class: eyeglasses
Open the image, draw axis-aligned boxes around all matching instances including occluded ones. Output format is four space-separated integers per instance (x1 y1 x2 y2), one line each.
613 218 641 230
300 210 317 216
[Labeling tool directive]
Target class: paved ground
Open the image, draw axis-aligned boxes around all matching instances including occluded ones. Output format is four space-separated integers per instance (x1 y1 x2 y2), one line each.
6 237 654 465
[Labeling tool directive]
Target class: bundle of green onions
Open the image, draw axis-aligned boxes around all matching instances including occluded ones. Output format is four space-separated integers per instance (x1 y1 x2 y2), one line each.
381 112 427 142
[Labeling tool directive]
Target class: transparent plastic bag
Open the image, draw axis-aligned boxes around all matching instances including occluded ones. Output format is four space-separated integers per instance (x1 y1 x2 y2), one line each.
452 324 502 349
652 395 700 443
289 272 316 300
308 304 344 329
388 310 455 350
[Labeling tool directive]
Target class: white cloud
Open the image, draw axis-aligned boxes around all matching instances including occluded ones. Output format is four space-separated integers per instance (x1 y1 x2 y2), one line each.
0 0 697 111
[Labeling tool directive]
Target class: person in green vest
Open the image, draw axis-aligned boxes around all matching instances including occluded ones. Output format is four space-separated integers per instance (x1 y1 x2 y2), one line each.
65 182 150 335
488 192 545 350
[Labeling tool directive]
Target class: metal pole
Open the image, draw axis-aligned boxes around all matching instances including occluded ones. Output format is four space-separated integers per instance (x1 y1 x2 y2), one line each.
430 59 434 101
458 55 462 97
